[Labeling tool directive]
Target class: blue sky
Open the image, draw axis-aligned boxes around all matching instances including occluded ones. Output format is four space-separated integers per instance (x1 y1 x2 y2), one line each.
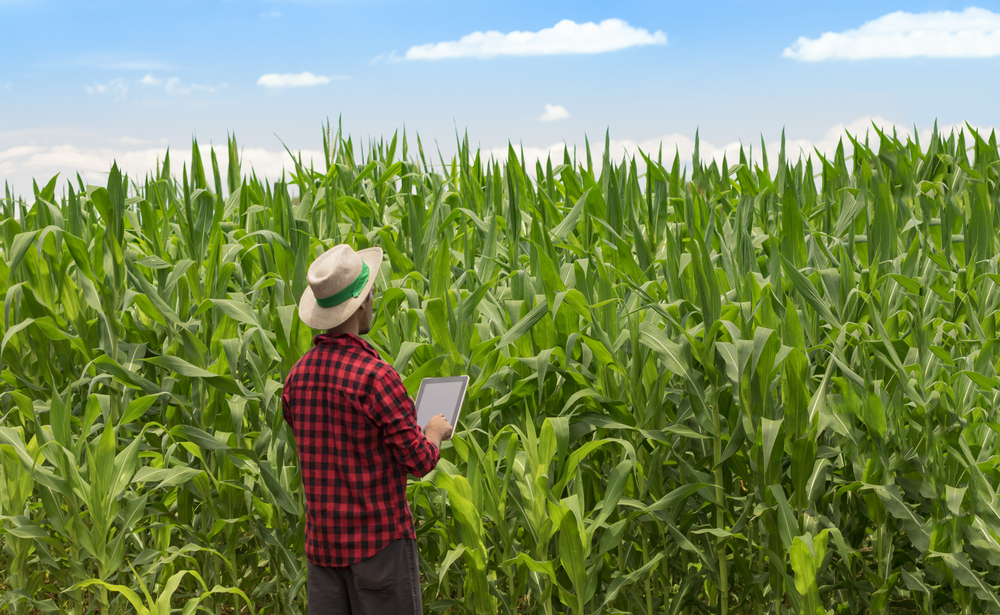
2 0 1000 192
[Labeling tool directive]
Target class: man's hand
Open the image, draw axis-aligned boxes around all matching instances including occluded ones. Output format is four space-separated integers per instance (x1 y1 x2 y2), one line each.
423 414 454 448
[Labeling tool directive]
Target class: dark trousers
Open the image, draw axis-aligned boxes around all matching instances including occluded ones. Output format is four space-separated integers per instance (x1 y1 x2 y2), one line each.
307 539 424 615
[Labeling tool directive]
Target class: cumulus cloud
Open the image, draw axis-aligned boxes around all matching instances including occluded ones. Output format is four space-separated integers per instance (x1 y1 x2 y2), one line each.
401 18 666 60
256 72 347 89
538 104 570 122
784 7 1000 61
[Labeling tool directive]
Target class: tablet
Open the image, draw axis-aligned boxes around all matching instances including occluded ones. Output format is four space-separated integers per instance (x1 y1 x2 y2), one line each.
415 376 469 439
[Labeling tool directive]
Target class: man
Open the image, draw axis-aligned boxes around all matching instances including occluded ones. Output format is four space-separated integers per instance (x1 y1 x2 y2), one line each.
282 244 454 615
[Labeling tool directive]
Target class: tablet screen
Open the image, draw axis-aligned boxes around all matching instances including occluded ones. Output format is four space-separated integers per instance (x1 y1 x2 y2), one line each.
415 377 467 429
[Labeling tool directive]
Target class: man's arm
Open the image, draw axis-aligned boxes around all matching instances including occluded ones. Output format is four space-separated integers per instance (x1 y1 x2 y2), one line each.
281 387 294 430
366 366 441 477
423 414 453 449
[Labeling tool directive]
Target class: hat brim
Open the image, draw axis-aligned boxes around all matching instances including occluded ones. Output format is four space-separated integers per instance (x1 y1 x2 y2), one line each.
298 247 384 330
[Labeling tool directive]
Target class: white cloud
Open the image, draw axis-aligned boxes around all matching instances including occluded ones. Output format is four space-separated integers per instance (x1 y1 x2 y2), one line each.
257 72 346 89
481 117 995 174
138 74 226 94
0 139 325 198
3 82 11 91
401 18 666 60
784 7 1000 61
538 104 570 122
85 74 223 97
84 78 128 100
4 119 995 200
261 11 281 18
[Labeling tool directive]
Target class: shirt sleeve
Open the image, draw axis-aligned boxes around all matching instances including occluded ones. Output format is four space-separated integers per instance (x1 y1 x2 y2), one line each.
281 390 293 430
281 370 294 430
365 365 441 477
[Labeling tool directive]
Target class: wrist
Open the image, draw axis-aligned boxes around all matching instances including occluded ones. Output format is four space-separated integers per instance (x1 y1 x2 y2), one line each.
426 429 443 447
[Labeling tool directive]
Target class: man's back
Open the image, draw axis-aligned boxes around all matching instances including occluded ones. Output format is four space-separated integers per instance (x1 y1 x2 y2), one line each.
282 333 440 568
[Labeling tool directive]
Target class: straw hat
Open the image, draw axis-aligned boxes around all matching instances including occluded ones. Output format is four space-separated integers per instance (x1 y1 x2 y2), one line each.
298 244 384 330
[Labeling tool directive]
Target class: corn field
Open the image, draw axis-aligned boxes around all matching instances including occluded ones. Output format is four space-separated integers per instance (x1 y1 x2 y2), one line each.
1 122 1000 614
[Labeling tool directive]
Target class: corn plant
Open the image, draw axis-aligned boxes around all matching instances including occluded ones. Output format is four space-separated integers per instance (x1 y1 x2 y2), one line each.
2 121 1000 614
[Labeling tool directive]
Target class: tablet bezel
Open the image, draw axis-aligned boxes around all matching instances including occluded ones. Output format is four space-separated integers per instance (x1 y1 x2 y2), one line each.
414 375 469 439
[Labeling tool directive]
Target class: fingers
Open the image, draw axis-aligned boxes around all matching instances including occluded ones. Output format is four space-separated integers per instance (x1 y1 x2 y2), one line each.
424 414 455 438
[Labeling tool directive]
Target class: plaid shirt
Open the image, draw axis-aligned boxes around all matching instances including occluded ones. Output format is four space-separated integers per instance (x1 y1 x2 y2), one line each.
282 333 440 567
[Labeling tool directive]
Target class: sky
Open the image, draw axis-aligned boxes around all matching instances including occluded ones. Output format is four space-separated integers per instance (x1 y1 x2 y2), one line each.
2 0 1000 194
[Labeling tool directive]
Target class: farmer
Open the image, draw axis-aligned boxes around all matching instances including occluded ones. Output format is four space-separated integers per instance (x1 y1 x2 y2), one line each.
282 244 454 615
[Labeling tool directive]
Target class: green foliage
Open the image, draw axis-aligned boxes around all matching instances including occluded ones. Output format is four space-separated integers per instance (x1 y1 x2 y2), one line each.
2 122 1000 614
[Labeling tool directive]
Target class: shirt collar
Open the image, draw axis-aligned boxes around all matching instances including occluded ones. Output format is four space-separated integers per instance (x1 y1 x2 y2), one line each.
313 332 381 359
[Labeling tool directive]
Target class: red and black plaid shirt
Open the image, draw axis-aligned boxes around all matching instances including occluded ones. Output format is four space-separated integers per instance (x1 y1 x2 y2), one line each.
282 333 440 567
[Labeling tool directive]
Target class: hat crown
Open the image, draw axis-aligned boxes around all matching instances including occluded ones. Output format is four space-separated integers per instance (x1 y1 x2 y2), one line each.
308 245 364 300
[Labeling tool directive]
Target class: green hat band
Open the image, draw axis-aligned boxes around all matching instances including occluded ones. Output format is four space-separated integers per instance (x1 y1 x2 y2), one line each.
315 261 370 308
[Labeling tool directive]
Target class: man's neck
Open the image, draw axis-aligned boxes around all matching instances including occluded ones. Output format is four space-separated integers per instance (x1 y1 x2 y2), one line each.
327 317 360 337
